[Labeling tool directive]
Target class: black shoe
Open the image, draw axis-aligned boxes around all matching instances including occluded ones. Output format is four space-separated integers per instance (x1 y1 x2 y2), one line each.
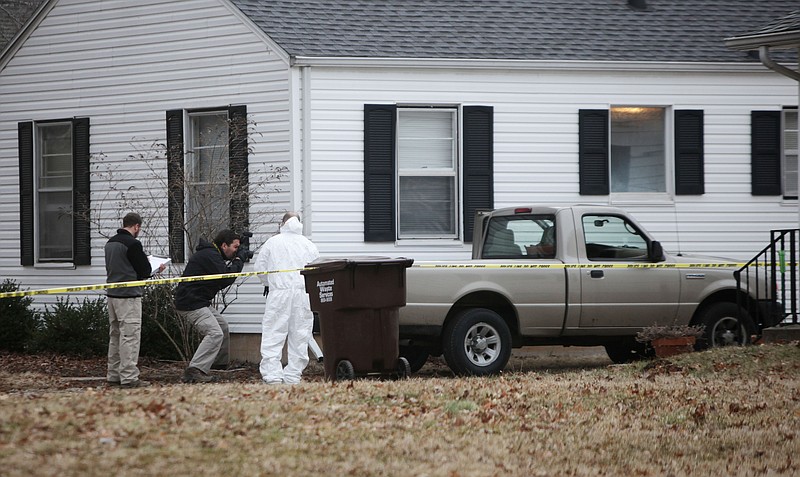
182 366 217 383
107 379 121 387
119 379 150 389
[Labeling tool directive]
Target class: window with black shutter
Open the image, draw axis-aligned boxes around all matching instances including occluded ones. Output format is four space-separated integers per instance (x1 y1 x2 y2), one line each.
166 105 248 261
579 108 705 197
18 118 91 266
363 104 493 242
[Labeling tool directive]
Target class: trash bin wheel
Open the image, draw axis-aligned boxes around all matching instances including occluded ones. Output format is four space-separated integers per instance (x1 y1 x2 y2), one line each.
336 360 355 380
395 357 411 380
400 345 429 373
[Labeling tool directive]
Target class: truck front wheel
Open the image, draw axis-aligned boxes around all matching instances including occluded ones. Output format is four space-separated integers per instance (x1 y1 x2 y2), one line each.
442 308 512 376
694 302 754 350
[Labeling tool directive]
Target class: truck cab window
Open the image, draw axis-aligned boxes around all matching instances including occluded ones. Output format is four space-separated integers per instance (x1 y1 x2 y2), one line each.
482 215 556 259
582 215 648 260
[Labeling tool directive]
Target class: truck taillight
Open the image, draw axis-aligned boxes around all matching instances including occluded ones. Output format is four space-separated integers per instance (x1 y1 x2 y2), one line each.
514 208 532 214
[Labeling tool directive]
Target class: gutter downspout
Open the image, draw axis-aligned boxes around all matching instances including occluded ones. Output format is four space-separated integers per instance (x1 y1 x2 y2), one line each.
758 46 800 81
301 65 313 235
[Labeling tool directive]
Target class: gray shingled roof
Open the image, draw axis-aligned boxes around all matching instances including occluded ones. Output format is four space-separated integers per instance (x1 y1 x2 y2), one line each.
725 9 800 50
230 0 798 62
0 0 43 51
741 9 800 36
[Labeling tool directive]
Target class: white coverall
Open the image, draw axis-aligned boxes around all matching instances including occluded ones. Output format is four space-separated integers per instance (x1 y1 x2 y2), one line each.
254 216 320 384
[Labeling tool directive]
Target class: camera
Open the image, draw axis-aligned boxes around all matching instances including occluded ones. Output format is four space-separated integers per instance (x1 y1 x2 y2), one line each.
238 231 255 262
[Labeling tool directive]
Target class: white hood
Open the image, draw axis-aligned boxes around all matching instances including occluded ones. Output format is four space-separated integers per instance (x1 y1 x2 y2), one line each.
253 216 319 289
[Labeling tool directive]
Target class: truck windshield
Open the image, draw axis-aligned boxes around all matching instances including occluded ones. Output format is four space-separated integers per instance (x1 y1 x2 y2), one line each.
482 215 556 259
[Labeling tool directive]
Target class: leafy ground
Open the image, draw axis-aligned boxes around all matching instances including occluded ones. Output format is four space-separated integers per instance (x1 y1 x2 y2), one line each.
1 344 798 476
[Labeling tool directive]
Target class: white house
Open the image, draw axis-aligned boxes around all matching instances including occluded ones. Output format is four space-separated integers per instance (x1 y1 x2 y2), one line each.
1 0 798 358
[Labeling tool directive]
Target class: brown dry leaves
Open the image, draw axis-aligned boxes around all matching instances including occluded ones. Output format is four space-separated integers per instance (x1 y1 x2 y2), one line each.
1 344 798 476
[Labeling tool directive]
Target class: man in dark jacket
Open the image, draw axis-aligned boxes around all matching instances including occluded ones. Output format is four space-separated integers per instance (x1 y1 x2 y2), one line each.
175 229 245 383
105 212 165 388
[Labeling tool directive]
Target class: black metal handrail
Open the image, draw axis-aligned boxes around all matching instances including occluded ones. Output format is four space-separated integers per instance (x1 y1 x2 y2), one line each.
735 229 799 331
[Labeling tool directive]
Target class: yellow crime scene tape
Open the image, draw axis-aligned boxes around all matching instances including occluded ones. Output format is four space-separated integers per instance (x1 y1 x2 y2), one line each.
0 261 765 299
0 268 307 299
415 262 748 269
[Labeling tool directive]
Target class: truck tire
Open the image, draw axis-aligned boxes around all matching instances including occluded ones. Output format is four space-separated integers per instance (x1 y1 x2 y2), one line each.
694 302 754 350
442 308 512 376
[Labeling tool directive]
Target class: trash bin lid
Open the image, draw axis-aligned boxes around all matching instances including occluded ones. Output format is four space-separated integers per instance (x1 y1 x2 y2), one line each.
302 256 414 274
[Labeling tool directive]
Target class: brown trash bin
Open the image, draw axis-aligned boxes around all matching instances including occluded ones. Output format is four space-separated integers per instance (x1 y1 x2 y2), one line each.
302 257 414 381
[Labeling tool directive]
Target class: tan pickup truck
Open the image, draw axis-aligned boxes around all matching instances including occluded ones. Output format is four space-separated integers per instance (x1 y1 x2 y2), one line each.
399 205 766 376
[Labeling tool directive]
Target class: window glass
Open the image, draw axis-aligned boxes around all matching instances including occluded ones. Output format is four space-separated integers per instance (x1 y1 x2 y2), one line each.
482 215 556 259
397 108 458 238
36 123 73 261
398 110 455 169
187 112 229 248
398 176 455 235
582 215 648 260
783 108 798 198
610 107 666 193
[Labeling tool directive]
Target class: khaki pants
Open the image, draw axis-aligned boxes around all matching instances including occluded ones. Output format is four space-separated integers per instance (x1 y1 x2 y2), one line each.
107 297 143 385
177 307 230 373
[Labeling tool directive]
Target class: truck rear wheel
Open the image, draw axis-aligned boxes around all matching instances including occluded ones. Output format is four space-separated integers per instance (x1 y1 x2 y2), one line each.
694 302 754 349
442 308 512 376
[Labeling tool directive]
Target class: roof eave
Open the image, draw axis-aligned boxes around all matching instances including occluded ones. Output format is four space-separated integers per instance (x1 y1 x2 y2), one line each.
725 31 800 50
291 56 791 72
0 0 55 73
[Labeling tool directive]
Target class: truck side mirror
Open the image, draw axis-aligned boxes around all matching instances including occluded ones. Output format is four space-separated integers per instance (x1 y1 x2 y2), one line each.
648 240 665 262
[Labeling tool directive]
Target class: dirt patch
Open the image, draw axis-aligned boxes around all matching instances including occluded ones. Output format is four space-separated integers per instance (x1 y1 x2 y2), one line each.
0 346 611 392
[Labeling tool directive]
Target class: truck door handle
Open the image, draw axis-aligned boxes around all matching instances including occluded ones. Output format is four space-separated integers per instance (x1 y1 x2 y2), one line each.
589 270 604 278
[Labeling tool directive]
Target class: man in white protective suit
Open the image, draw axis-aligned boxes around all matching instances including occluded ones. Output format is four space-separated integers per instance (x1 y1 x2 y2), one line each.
254 212 320 384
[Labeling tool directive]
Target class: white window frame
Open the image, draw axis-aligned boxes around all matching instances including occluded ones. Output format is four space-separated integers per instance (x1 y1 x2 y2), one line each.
609 105 673 204
395 107 460 240
35 121 73 262
184 110 230 250
782 107 798 200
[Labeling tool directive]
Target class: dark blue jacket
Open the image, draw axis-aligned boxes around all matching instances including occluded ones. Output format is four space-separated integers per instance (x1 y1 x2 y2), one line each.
174 239 244 311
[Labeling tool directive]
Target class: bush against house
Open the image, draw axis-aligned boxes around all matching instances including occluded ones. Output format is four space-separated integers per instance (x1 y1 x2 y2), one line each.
0 279 40 352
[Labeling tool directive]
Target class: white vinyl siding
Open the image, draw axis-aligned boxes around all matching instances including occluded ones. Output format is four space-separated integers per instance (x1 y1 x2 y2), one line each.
0 0 291 332
305 66 797 261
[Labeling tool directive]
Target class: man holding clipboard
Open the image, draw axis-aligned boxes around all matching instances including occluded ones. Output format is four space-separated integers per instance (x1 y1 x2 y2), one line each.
104 212 166 388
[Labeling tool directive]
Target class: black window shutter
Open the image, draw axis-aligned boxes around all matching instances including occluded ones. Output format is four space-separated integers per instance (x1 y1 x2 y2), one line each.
579 110 609 195
166 110 185 262
674 110 704 195
72 117 91 265
462 106 494 243
364 104 397 242
18 122 34 266
751 111 781 196
228 105 249 234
